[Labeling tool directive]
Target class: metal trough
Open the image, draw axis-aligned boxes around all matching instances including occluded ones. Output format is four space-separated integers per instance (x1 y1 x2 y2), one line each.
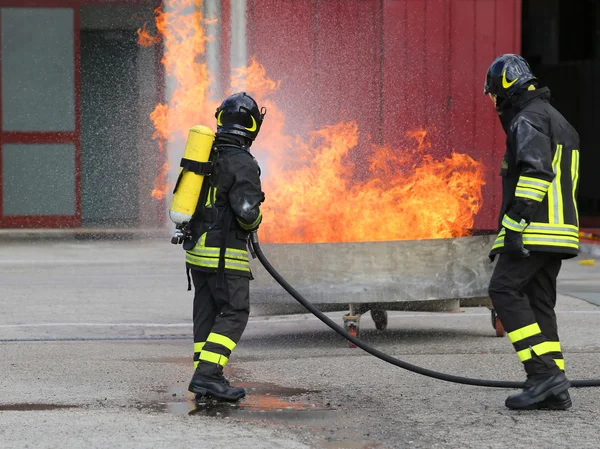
249 235 498 339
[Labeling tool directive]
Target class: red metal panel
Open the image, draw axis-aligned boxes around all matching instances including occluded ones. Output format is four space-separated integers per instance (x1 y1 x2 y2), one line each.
382 0 408 146
383 0 452 156
448 0 476 164
0 0 156 5
474 0 502 230
0 216 81 228
404 0 427 131
481 0 522 230
247 0 315 136
382 0 521 231
447 0 521 231
312 0 382 151
495 0 521 55
248 0 382 161
423 0 451 158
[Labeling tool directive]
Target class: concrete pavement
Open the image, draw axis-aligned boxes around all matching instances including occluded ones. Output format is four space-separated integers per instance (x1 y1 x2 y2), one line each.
1 239 600 448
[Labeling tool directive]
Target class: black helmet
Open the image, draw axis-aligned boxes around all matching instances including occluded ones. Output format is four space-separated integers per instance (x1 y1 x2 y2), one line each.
484 54 537 99
214 92 266 141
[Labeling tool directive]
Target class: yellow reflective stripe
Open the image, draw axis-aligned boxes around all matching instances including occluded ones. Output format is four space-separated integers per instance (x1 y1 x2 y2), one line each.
207 332 237 351
515 189 545 202
548 144 564 224
237 211 263 231
502 214 527 232
492 234 504 249
492 233 504 250
493 236 578 249
524 224 578 236
186 253 250 266
188 248 249 261
522 236 578 244
192 234 248 256
517 176 551 191
194 342 205 353
522 236 578 249
571 150 580 226
185 254 251 272
517 341 562 362
524 230 578 237
508 323 542 344
530 222 578 230
555 358 565 371
517 347 533 362
205 187 211 207
199 350 229 367
524 241 579 249
204 187 217 207
194 361 199 370
533 341 562 356
556 145 564 224
523 234 578 242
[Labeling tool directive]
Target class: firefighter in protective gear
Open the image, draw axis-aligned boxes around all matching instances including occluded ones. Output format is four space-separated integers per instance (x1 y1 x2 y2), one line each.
485 54 580 410
184 92 266 401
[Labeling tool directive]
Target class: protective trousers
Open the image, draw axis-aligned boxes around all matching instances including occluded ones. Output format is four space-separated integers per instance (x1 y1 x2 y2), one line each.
488 252 564 378
191 270 250 378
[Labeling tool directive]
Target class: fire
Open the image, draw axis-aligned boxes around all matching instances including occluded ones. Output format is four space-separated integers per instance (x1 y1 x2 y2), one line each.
138 0 218 200
139 2 486 242
233 61 486 243
258 123 485 243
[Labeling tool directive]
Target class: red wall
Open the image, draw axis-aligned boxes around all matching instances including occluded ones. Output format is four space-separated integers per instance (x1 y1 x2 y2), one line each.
248 0 522 231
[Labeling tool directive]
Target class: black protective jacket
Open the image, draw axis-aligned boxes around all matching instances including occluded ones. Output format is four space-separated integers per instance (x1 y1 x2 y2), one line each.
185 135 264 278
490 87 580 259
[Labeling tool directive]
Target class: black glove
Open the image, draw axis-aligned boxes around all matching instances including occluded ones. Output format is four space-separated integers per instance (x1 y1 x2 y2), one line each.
503 229 530 258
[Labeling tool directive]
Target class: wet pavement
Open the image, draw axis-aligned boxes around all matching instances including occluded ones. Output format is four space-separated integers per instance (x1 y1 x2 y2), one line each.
143 381 333 423
0 403 78 411
1 241 600 448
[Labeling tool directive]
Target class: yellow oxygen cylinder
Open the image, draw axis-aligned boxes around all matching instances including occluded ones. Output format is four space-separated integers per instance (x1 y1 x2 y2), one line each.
169 125 215 225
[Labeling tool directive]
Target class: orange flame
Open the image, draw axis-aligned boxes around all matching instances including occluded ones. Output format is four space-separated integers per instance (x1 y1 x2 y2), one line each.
233 61 486 242
139 2 486 241
138 0 218 200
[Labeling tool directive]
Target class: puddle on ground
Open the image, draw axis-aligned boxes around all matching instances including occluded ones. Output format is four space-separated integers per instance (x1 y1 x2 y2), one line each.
143 381 332 423
0 403 78 411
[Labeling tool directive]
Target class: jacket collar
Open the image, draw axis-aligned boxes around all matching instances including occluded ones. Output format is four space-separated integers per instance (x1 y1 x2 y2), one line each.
498 87 551 132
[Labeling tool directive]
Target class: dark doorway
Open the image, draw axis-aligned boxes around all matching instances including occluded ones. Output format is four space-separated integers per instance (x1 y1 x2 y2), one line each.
522 0 600 226
80 29 140 227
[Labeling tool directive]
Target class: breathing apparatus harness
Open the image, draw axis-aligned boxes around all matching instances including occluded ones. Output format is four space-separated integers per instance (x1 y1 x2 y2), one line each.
248 232 600 389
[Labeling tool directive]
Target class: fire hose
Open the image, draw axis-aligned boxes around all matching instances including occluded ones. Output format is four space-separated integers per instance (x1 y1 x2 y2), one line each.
249 232 600 389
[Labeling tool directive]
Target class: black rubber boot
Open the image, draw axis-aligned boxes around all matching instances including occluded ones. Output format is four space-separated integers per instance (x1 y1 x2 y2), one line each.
505 373 571 410
520 375 572 410
188 367 246 402
539 390 572 410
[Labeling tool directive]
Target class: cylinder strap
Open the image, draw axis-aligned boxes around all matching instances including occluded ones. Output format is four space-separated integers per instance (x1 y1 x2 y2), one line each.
172 159 214 194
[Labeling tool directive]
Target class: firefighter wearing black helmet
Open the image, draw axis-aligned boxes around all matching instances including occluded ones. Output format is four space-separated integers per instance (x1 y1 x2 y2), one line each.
186 92 266 401
485 54 580 410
